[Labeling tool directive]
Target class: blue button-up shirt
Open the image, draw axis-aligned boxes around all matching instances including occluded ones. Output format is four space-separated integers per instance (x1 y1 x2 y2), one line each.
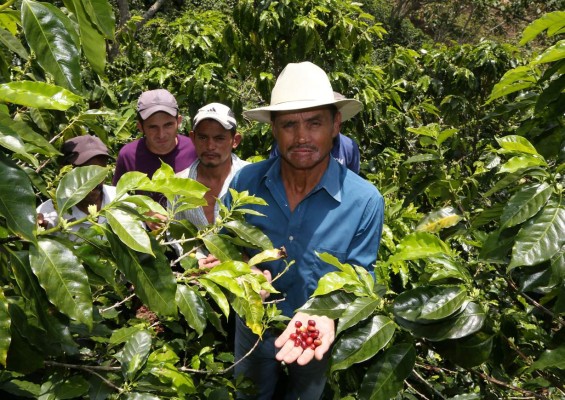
227 157 384 317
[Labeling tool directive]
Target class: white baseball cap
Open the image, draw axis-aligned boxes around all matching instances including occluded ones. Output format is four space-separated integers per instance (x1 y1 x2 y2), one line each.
193 102 237 130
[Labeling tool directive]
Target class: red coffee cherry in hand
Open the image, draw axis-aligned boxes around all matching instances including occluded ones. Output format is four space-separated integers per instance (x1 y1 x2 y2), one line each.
290 319 322 350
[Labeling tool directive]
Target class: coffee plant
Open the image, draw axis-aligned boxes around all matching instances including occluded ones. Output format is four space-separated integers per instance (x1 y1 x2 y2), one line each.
0 0 562 398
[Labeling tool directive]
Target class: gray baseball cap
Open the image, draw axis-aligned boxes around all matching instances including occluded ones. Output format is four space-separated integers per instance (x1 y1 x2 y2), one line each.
137 89 178 120
62 135 109 166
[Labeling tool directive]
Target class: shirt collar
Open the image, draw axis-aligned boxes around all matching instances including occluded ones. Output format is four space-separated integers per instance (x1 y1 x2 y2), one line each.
263 156 343 203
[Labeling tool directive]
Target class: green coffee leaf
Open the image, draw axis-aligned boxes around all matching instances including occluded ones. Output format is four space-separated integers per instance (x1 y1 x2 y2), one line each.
202 233 242 262
501 183 552 228
30 238 93 329
176 285 207 337
395 302 485 341
0 288 10 366
56 165 109 216
21 0 82 92
0 154 36 242
499 155 546 174
0 121 38 166
336 297 380 335
224 219 273 250
435 332 493 368
416 207 463 233
509 197 565 269
299 291 357 319
106 208 153 256
393 286 467 323
63 0 107 75
388 232 452 263
106 231 177 317
313 271 361 296
331 315 395 372
528 344 565 371
116 330 152 381
496 135 539 156
116 172 151 198
0 26 29 58
520 11 565 45
358 344 416 400
198 278 230 318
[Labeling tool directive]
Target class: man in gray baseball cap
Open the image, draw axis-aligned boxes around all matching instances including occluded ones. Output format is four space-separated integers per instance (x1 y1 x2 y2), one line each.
113 89 197 205
136 88 179 120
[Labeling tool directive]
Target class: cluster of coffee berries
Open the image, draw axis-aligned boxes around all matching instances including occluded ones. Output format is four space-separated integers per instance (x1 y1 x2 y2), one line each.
290 320 322 350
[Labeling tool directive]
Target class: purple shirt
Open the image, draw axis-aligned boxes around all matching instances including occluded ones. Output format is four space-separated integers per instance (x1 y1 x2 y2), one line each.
113 135 196 204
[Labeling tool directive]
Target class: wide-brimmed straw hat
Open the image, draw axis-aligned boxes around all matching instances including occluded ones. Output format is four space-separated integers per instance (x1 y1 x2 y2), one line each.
243 62 362 123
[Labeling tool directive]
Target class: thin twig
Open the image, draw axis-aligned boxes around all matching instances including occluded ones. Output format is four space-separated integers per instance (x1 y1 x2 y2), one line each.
412 368 446 399
417 362 547 399
99 294 136 313
180 336 262 375
170 245 200 267
471 369 548 400
506 278 565 328
404 378 431 400
44 361 122 392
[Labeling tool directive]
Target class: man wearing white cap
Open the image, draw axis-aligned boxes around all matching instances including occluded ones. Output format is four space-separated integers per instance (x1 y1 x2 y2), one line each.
172 103 249 267
176 103 248 226
113 89 197 205
227 62 384 399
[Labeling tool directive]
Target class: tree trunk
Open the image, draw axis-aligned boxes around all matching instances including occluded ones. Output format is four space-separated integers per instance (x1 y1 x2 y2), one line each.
109 0 166 61
136 0 168 30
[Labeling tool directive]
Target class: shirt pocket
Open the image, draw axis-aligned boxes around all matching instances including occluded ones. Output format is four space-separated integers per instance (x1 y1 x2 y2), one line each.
311 247 347 278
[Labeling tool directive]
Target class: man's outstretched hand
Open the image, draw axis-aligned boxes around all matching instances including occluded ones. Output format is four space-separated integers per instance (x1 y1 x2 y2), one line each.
274 312 335 366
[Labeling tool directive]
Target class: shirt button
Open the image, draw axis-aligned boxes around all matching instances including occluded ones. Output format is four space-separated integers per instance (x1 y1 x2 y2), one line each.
289 236 294 241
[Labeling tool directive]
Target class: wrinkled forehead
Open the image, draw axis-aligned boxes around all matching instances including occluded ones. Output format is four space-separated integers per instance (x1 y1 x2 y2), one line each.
271 105 338 123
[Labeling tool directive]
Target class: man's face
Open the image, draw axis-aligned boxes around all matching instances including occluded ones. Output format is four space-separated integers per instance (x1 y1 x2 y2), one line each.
76 155 108 210
137 112 182 155
272 107 340 171
190 119 240 168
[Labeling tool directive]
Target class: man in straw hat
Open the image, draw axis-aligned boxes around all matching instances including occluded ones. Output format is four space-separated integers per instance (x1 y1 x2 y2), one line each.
227 62 384 399
270 91 362 174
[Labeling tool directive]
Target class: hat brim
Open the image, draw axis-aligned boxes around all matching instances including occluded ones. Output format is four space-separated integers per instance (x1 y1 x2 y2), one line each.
243 99 362 123
193 114 236 130
73 149 111 166
139 105 178 120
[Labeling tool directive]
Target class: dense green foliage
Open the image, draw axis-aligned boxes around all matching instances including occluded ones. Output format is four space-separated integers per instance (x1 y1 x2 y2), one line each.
0 0 563 399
